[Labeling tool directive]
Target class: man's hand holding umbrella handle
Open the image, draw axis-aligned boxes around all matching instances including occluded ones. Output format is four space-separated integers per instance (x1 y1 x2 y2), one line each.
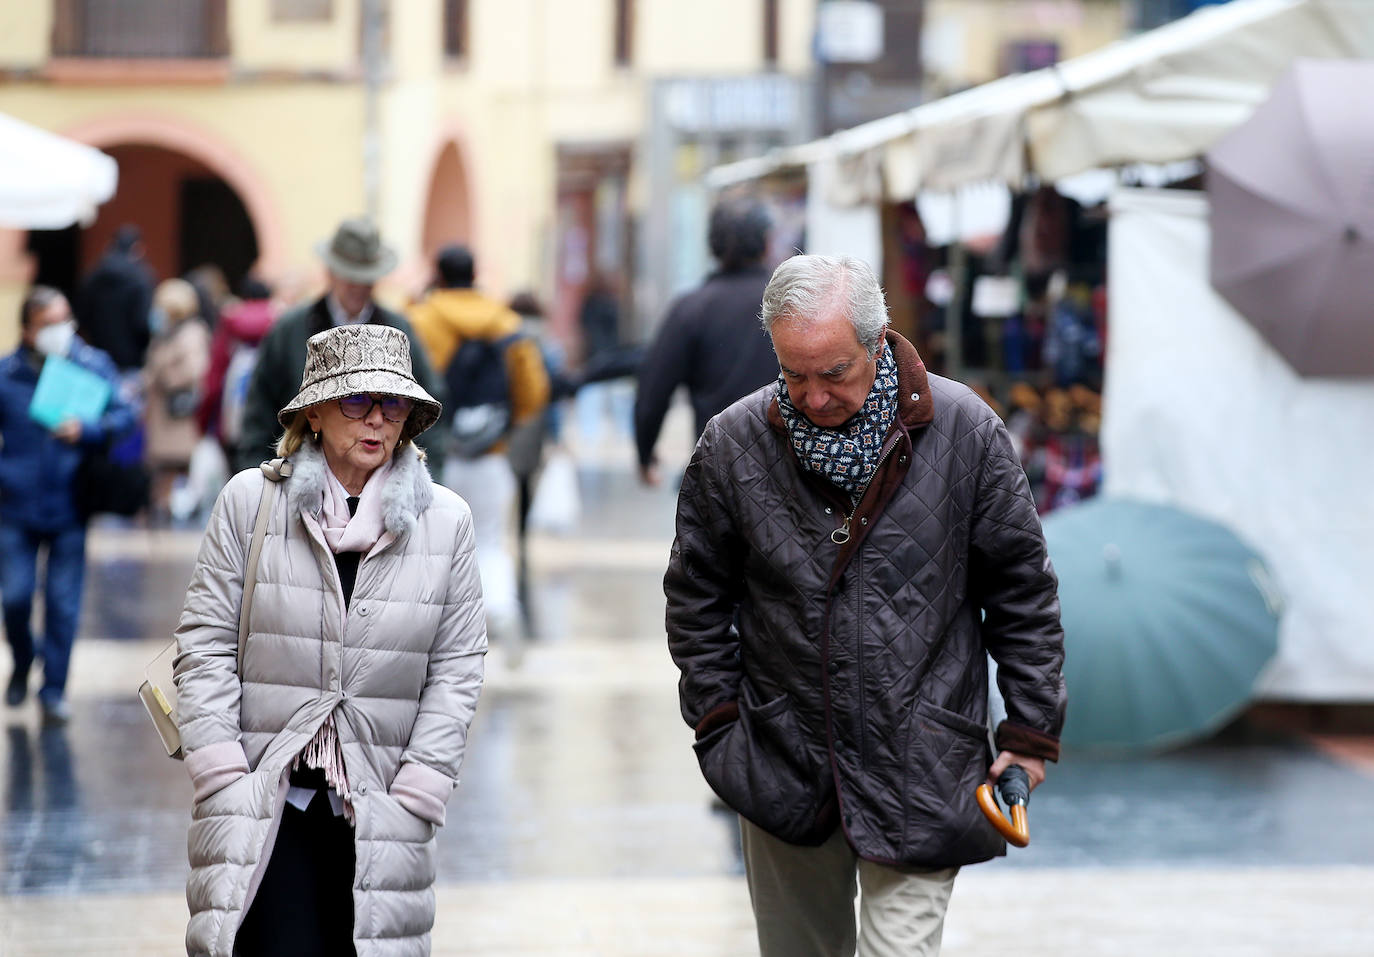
987 751 1044 791
978 752 1043 848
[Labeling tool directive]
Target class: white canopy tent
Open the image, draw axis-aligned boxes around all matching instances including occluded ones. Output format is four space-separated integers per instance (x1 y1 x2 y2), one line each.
708 0 1374 206
1104 188 1374 701
0 112 117 230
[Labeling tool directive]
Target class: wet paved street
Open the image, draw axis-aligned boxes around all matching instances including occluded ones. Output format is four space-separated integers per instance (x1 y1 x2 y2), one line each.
2 402 1373 954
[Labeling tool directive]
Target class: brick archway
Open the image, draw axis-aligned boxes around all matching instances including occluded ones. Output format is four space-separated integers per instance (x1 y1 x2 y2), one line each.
420 140 474 260
61 112 286 280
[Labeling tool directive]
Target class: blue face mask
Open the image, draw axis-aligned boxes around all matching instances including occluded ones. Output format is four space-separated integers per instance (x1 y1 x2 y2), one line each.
148 306 168 337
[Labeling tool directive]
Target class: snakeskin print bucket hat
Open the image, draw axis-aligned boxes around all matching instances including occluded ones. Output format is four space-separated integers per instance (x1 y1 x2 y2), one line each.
278 324 441 444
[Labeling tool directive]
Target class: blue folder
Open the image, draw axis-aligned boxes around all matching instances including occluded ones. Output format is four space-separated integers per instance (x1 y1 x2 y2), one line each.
28 355 112 430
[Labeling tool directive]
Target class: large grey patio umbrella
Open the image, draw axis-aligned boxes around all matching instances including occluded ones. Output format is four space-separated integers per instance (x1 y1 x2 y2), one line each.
1207 59 1374 377
1042 499 1281 753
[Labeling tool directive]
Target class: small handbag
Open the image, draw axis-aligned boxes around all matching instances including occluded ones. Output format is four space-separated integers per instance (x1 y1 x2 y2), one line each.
139 459 292 759
74 442 150 519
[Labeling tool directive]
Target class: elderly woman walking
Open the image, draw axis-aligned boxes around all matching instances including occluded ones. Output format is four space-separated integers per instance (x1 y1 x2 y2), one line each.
173 324 487 957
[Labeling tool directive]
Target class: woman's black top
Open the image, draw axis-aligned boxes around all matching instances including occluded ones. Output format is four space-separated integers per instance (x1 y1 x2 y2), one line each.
333 495 361 609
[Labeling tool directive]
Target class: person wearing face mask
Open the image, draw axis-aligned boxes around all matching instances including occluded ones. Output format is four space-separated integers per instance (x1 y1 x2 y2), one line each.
0 286 136 724
232 218 445 476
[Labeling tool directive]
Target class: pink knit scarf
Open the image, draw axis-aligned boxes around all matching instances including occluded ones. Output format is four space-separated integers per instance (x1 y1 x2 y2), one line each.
320 460 391 555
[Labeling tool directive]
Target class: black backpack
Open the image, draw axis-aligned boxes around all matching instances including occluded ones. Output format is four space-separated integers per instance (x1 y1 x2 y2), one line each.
443 332 522 458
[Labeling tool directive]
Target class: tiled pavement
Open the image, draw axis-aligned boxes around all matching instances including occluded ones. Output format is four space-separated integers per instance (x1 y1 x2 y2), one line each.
2 406 1373 954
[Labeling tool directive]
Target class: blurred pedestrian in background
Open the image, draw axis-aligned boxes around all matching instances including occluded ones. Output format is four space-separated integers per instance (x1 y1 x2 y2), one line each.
578 270 622 367
634 196 777 486
409 245 549 654
142 278 211 524
184 263 230 333
74 224 155 376
505 290 574 551
233 218 444 474
174 324 486 956
0 286 136 725
574 271 637 445
665 255 1066 957
198 276 277 460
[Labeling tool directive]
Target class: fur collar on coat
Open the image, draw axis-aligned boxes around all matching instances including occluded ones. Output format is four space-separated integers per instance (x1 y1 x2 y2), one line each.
285 440 434 539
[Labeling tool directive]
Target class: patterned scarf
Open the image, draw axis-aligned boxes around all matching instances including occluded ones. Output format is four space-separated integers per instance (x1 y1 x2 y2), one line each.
777 345 899 500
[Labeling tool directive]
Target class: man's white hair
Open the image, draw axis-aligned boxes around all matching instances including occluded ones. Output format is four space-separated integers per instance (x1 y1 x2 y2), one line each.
759 255 889 357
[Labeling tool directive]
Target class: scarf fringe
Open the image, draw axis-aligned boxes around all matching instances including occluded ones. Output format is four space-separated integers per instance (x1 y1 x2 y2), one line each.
296 712 354 824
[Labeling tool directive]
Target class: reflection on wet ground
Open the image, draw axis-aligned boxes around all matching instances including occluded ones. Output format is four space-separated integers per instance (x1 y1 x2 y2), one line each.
2 450 1374 955
994 727 1374 869
5 658 1374 896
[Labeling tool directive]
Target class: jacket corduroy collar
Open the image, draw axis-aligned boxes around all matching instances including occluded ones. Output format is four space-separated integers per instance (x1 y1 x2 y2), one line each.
766 328 933 434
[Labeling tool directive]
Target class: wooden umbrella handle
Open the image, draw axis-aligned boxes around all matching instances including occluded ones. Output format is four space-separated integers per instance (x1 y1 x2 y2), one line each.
977 782 1031 847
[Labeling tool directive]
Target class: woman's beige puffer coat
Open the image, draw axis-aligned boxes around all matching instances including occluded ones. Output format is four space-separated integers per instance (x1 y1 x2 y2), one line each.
174 441 486 957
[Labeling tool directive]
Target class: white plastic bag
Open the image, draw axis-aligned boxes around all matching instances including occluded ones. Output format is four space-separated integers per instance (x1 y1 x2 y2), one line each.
174 436 229 522
527 448 581 534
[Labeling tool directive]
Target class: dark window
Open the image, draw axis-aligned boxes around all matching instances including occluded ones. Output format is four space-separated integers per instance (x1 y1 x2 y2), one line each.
613 0 633 67
866 1 922 84
1135 0 1213 30
52 0 228 58
25 226 81 301
270 0 332 21
180 178 260 292
763 0 779 66
999 39 1059 76
443 0 468 58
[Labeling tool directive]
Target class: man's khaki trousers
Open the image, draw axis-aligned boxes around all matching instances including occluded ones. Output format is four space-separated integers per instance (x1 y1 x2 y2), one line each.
740 817 958 957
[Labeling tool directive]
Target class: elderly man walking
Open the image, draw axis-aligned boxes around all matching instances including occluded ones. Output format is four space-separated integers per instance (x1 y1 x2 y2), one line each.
233 218 444 474
665 255 1066 956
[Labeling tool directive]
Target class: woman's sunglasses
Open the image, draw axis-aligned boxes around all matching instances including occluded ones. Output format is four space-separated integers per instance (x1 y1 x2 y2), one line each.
337 394 413 423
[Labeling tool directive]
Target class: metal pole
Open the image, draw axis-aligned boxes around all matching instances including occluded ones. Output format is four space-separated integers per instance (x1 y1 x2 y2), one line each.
361 0 383 219
946 193 965 381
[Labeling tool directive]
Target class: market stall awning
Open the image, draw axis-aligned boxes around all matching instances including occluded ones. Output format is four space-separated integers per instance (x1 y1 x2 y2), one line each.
708 0 1374 201
0 113 118 230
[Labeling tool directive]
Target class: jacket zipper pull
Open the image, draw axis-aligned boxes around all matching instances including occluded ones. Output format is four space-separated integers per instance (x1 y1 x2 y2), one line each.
832 516 852 545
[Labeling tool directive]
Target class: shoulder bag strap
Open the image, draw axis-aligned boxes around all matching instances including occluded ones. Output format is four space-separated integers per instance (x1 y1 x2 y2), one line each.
238 457 294 666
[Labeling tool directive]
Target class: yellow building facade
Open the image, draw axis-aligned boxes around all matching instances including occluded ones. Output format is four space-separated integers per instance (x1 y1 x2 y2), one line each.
923 0 1130 92
0 0 1136 349
0 0 817 346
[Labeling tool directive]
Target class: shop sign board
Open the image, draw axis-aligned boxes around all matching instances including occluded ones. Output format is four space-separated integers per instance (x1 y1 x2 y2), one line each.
662 76 802 133
816 1 884 64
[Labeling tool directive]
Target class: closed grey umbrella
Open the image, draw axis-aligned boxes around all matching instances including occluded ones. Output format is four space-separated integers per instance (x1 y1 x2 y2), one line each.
1208 58 1374 377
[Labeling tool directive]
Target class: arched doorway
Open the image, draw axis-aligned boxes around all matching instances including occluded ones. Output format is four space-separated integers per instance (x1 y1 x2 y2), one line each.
420 142 473 263
27 142 259 299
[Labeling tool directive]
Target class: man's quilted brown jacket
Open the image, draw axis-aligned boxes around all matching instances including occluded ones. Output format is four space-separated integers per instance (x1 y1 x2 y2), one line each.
665 330 1065 869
